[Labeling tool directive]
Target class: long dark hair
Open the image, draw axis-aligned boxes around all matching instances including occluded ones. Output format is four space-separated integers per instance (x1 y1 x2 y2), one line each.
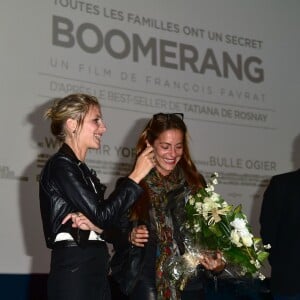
130 113 206 221
136 113 205 190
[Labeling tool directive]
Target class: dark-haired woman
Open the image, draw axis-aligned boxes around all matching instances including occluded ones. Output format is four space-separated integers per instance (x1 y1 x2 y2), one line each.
111 113 225 300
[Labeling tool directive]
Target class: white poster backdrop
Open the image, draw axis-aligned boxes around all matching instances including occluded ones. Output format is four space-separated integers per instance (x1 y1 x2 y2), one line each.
0 0 299 274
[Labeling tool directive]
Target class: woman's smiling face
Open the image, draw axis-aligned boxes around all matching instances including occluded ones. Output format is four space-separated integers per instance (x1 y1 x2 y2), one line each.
152 129 184 176
78 105 106 151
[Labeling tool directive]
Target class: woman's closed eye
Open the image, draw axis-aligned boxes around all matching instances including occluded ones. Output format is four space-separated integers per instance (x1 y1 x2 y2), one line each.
93 118 104 126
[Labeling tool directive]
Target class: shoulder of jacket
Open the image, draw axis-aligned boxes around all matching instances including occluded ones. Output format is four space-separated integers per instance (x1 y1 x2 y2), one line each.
271 170 299 187
51 152 78 165
42 153 79 176
274 169 298 179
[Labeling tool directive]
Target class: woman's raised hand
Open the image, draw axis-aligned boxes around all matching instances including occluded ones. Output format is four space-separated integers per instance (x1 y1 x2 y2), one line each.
129 145 155 183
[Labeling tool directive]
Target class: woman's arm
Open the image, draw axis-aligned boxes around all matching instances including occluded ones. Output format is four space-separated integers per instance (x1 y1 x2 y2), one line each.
52 146 155 229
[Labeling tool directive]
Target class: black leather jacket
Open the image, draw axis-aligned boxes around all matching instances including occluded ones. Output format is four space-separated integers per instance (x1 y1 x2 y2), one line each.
39 143 144 249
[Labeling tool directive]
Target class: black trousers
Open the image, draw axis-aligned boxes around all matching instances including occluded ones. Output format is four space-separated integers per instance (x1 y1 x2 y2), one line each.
129 245 205 300
129 260 205 300
130 279 205 300
48 243 110 300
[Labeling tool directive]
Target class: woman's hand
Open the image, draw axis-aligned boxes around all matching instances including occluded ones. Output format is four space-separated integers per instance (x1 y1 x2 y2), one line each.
129 145 155 183
62 212 103 234
199 250 226 273
129 225 149 247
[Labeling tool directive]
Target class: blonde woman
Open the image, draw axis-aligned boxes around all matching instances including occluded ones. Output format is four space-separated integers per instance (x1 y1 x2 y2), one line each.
39 94 155 300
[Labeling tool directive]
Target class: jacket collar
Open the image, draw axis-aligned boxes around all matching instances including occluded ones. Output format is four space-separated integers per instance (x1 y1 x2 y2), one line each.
58 143 81 164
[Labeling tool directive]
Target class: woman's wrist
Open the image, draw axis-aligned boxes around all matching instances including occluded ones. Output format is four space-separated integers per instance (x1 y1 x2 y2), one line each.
128 171 142 184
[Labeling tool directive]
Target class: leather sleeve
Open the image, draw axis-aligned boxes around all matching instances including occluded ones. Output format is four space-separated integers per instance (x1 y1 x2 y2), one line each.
50 157 144 229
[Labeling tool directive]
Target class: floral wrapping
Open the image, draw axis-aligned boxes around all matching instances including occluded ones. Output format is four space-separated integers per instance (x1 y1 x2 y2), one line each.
165 173 270 290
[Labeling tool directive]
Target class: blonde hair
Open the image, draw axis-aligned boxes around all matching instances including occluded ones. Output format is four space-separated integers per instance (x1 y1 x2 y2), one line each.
44 93 100 142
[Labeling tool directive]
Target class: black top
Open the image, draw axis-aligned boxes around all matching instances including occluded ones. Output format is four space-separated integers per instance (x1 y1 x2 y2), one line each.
260 169 300 295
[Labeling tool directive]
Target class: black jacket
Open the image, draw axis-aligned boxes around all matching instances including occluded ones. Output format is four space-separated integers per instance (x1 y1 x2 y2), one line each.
260 169 300 295
110 182 205 295
39 143 144 249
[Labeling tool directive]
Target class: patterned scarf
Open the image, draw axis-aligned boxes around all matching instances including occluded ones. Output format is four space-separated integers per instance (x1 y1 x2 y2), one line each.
145 167 186 300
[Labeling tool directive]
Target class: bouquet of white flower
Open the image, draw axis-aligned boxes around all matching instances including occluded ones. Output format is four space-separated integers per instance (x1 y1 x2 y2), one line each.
184 172 270 281
165 173 271 291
